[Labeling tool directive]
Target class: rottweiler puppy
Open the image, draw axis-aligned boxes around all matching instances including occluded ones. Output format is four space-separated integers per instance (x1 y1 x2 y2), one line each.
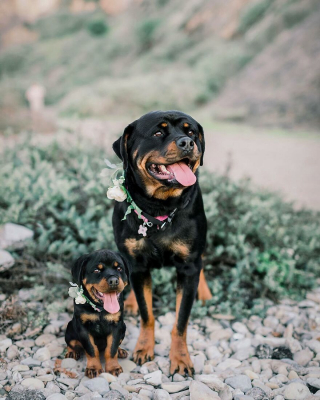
112 110 212 376
65 249 128 377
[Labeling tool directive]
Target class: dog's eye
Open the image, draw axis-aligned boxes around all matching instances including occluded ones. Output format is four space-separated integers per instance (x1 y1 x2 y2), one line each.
94 269 101 273
188 130 194 136
117 267 123 272
154 131 163 137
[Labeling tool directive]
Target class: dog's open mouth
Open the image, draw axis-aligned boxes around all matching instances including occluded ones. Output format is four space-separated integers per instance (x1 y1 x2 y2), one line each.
92 287 120 314
147 158 197 187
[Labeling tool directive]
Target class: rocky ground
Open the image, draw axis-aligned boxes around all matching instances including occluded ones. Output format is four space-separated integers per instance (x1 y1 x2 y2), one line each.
2 288 320 400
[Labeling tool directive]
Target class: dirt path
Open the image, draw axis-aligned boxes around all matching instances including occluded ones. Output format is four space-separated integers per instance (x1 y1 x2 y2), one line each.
204 128 320 210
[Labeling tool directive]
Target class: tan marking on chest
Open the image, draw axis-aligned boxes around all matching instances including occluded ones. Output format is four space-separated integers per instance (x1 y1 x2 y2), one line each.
80 313 99 324
161 238 190 260
104 311 121 323
125 238 146 257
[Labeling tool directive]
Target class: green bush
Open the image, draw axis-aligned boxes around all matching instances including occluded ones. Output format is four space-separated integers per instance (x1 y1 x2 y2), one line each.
238 0 273 34
87 19 109 36
33 11 87 39
0 135 319 318
136 18 161 50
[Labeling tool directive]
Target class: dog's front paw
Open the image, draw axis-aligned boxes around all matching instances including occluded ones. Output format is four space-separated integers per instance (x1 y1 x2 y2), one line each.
132 342 154 365
85 367 103 378
106 362 123 376
169 349 194 377
118 347 128 359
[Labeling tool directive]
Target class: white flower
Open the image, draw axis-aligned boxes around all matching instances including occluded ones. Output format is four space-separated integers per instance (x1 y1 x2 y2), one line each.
75 294 86 304
107 186 127 202
100 168 110 177
68 287 78 298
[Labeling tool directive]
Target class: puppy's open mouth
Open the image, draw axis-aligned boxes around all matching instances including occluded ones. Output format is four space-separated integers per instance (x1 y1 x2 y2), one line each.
92 287 120 314
147 158 197 187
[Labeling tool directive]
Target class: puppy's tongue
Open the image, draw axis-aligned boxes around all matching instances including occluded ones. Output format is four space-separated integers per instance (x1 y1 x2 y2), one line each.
103 292 120 314
167 162 196 186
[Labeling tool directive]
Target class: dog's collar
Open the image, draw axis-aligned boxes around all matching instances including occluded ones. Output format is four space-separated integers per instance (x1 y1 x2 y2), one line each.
69 282 103 312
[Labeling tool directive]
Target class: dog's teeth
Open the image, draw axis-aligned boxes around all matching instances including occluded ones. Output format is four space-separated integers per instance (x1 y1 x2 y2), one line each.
159 165 169 174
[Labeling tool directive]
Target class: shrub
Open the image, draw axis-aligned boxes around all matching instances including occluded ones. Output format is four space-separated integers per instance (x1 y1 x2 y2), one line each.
136 18 161 50
238 0 273 34
0 135 319 318
87 19 109 36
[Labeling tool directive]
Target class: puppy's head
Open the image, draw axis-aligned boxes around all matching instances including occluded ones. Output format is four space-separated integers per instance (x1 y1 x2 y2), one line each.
72 249 128 314
112 111 205 199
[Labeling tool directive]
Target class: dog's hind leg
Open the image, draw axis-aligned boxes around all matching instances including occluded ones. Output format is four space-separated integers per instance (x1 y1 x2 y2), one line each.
131 271 155 365
124 288 139 316
197 269 212 305
65 321 83 360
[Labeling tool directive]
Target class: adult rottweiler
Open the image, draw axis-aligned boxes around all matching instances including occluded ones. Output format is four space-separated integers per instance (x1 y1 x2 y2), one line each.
65 249 128 377
112 110 212 376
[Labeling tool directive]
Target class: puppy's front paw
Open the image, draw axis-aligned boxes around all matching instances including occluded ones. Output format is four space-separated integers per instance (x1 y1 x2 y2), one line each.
85 367 103 378
65 350 81 360
118 347 128 359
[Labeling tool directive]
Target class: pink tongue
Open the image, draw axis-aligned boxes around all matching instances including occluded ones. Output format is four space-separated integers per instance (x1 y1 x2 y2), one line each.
167 162 196 186
103 292 120 314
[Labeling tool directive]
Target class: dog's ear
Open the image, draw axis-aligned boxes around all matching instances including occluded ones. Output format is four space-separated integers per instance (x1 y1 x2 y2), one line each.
197 123 205 166
71 254 89 286
112 122 136 171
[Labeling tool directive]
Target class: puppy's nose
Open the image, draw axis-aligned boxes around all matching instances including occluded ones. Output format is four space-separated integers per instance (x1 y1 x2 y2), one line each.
176 137 194 153
107 276 119 287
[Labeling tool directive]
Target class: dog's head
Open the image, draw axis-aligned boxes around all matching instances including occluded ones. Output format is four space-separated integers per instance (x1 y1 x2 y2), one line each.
112 111 205 199
71 249 128 314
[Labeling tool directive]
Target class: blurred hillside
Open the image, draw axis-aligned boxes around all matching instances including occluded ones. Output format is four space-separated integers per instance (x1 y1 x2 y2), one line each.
0 0 319 132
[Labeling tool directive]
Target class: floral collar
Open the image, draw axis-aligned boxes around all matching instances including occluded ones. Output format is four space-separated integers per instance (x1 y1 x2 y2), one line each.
100 159 177 237
68 282 103 312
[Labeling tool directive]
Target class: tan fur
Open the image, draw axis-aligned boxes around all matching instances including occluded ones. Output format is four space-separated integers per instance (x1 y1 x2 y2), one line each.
124 238 146 257
80 313 99 324
104 311 121 323
198 270 212 304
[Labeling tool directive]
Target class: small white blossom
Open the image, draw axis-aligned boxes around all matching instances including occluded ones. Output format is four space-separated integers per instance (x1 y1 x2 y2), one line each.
107 186 127 202
68 287 78 298
75 294 86 304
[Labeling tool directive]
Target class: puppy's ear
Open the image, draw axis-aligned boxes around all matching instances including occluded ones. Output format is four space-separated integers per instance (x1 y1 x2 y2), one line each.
112 122 136 171
71 254 89 286
197 123 205 166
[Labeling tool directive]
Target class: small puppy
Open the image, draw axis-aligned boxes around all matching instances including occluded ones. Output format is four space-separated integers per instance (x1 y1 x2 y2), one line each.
65 249 128 377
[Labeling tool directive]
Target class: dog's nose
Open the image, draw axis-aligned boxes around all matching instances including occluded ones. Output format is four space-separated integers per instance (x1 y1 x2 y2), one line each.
107 276 119 286
176 137 194 153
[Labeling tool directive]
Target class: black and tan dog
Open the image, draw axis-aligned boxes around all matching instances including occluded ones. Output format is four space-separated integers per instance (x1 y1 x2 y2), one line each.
112 110 212 376
65 249 128 377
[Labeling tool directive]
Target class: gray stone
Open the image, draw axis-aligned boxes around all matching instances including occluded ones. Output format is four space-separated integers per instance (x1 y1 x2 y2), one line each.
225 375 252 392
189 380 219 399
144 370 162 386
7 389 46 400
294 349 314 366
0 338 12 352
284 382 310 399
217 358 241 370
219 385 232 400
198 374 224 391
21 378 45 389
161 381 190 393
61 358 77 369
35 334 56 347
118 359 136 373
47 395 68 400
0 249 15 271
154 389 171 400
103 390 125 399
84 377 110 395
34 347 51 362
245 387 269 400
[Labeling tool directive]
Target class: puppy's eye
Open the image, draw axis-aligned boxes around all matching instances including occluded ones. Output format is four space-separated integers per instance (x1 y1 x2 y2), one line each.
154 132 163 137
117 267 123 272
94 269 101 273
